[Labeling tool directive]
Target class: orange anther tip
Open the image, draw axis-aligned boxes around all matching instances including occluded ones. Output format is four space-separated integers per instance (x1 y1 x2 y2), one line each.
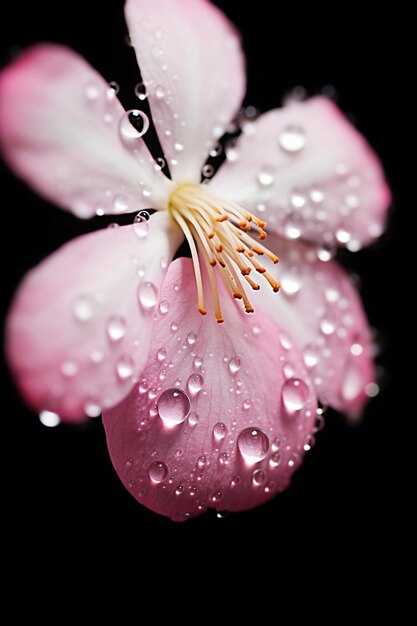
216 318 225 324
252 285 261 291
236 246 245 253
210 259 216 267
208 232 215 239
256 267 266 274
233 293 243 299
216 245 223 252
199 307 207 315
245 307 255 313
241 268 251 276
273 286 280 293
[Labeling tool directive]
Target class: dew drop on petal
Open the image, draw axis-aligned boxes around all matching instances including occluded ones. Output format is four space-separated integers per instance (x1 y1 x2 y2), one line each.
252 469 266 485
137 282 158 313
157 348 167 362
213 422 227 442
148 461 168 483
281 272 302 297
85 83 100 101
39 410 60 427
237 428 269 464
283 217 301 240
257 167 274 187
320 317 336 335
282 378 310 413
116 355 135 380
159 300 169 315
119 109 150 144
113 193 129 213
106 315 126 342
73 295 94 322
341 363 363 402
269 452 281 468
187 332 197 346
303 343 321 368
187 373 204 396
279 125 306 153
157 388 190 427
155 84 166 99
228 357 241 375
84 399 102 418
133 220 149 239
134 82 148 101
188 411 200 427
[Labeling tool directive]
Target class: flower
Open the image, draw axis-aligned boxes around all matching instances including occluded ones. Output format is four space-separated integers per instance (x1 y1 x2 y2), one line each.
0 0 390 520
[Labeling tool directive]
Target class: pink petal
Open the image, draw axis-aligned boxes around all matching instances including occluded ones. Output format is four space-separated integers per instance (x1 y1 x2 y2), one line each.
125 0 245 183
103 258 317 520
211 97 391 250
6 212 183 421
0 44 172 218
250 235 376 416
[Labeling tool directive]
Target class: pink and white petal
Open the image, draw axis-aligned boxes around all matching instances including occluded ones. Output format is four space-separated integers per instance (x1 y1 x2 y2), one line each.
0 44 172 218
125 0 245 183
6 212 183 422
103 258 317 520
211 97 391 250
251 235 375 416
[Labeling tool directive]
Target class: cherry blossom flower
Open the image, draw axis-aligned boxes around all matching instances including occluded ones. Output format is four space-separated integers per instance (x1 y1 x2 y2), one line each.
0 0 390 520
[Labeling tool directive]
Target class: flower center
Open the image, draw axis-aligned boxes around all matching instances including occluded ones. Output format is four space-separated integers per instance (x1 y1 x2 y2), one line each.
168 183 280 323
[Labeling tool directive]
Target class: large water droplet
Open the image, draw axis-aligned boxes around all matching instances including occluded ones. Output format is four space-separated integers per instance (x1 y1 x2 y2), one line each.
119 110 150 144
279 125 306 153
157 388 190 427
281 272 302 297
73 295 94 322
228 357 241 375
282 378 310 413
106 315 126 342
187 373 204 396
137 282 157 313
237 428 270 464
116 355 134 380
148 461 168 483
213 422 227 442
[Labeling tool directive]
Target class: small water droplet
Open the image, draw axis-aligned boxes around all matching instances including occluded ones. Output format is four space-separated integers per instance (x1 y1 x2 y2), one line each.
303 344 321 368
252 325 261 336
119 109 150 144
113 193 129 213
175 449 183 460
134 82 148 101
243 399 251 410
157 388 190 427
202 164 214 178
193 356 203 369
106 315 126 342
84 83 100 101
341 363 363 401
279 331 292 350
84 399 101 418
174 141 184 152
171 321 178 333
225 139 239 162
188 411 200 427
283 217 301 239
237 428 270 464
350 343 363 356
281 272 302 297
175 484 184 496
218 452 229 467
257 167 274 187
365 382 379 398
132 219 149 239
116 355 134 380
154 157 165 171
148 461 168 483
73 295 94 322
228 357 241 375
310 189 324 203
320 317 336 335
159 300 169 314
269 452 281 468
157 347 167 362
252 469 266 485
197 455 207 469
187 373 204 396
282 378 310 413
60 361 78 377
187 332 197 346
325 287 340 303
39 410 60 427
137 282 158 313
279 125 306 153
213 422 227 442
336 228 351 244
317 245 336 262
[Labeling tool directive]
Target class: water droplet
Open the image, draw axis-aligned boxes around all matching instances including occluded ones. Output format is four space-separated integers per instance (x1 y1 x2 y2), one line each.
228 357 241 375
303 344 321 368
252 469 266 485
175 448 183 460
119 109 150 144
257 167 274 187
171 321 178 332
188 411 200 427
252 324 261 336
39 410 60 427
175 484 184 496
193 356 203 369
243 399 251 410
341 363 362 401
218 452 229 467
279 331 292 350
116 355 135 380
73 295 94 322
350 343 363 356
237 428 270 464
187 373 204 396
202 164 214 178
209 144 223 157
187 332 197 346
320 318 336 335
282 378 310 413
283 217 301 239
317 245 335 262
155 84 166 99
174 142 184 152
154 157 165 172
157 388 190 427
271 438 281 451
84 399 101 418
325 287 340 303
269 452 281 468
310 189 324 203
290 193 306 208
133 219 149 239
365 382 379 398
197 455 207 469
213 422 227 442
85 83 100 101
336 228 351 244
107 81 120 100
113 193 129 213
283 361 295 378
137 282 158 313
134 82 148 101
225 139 239 162
148 461 168 483
159 300 169 314
60 361 78 377
279 125 306 153
106 315 126 342
281 272 302 297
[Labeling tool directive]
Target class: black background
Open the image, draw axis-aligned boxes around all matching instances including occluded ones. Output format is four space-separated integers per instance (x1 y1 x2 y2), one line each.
0 0 409 570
